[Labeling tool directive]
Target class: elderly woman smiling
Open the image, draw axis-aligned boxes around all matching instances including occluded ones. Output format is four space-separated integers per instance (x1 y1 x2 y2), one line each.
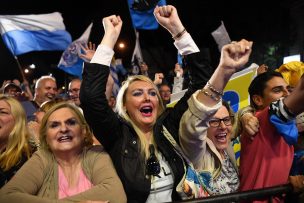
0 102 126 203
179 39 253 195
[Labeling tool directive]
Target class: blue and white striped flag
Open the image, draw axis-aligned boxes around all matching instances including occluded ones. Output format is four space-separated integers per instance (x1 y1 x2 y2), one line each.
58 23 93 78
0 12 72 55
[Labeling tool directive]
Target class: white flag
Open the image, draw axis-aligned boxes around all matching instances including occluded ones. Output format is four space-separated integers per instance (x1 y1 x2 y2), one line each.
211 21 231 52
131 31 143 75
0 12 72 55
58 23 93 78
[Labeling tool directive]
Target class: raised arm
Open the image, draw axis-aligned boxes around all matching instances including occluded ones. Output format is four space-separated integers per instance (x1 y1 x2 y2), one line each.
154 5 199 56
154 5 184 39
80 16 123 151
179 40 253 163
153 5 213 142
284 74 304 115
197 39 253 107
100 15 122 49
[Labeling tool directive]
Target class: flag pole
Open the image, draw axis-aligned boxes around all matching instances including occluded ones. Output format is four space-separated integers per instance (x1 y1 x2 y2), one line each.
14 56 26 81
0 22 26 81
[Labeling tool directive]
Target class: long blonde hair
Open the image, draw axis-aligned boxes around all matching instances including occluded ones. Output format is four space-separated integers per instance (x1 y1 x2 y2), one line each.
115 75 165 159
0 95 31 171
39 102 94 152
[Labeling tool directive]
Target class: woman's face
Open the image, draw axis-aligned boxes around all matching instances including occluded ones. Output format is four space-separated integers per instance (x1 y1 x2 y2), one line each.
0 100 15 147
207 106 233 152
124 80 159 132
46 107 84 155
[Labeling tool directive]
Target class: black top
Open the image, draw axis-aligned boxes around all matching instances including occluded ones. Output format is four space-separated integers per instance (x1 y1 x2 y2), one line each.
80 52 213 202
0 153 28 188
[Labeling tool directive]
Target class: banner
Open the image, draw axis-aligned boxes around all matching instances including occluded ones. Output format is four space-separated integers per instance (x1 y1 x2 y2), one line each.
167 63 259 111
58 23 93 78
0 12 71 55
223 63 258 112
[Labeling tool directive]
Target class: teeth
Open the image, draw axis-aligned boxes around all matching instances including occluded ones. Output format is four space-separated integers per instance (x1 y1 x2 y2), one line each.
140 106 152 113
58 135 72 142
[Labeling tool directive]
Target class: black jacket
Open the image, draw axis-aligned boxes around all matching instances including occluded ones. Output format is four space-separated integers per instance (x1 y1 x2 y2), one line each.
80 52 213 203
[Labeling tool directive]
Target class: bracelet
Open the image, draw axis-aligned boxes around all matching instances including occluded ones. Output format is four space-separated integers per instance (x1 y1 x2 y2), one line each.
201 89 221 102
172 28 187 40
207 81 224 96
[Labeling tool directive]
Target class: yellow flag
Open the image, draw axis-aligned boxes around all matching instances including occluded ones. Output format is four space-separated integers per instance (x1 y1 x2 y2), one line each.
223 63 258 112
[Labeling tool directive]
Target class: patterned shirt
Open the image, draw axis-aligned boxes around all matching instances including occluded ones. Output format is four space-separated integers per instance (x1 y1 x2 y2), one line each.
210 151 239 195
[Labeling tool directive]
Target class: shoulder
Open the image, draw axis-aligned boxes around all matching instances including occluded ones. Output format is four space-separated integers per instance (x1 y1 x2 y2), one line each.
31 150 53 165
84 145 110 160
86 145 106 153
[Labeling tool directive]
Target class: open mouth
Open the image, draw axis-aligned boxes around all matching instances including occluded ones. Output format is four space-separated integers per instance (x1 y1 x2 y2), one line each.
140 106 153 116
57 135 73 142
215 133 227 143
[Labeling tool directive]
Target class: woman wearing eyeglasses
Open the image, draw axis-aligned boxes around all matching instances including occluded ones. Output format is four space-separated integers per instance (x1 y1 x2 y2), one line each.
179 39 253 195
80 5 217 203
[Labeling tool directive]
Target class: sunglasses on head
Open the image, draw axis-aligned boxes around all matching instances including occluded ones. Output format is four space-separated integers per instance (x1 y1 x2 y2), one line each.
146 144 161 176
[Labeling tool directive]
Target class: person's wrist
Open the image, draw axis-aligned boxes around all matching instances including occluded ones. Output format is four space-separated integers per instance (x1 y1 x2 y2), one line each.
172 28 187 41
100 34 117 49
169 23 184 37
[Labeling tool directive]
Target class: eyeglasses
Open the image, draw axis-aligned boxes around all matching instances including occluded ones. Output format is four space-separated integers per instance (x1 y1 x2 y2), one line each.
146 144 160 176
208 116 234 128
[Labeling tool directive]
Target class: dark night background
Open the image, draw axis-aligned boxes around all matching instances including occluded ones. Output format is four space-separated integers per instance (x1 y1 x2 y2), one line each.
0 0 303 89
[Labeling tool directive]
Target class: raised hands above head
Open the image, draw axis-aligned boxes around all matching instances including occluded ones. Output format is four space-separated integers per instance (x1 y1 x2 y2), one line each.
257 64 269 75
101 15 122 49
199 39 253 107
154 73 164 85
79 41 96 61
218 39 253 76
154 5 185 39
174 63 183 77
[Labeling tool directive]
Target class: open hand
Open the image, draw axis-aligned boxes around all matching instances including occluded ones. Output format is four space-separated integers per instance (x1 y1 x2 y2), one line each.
79 42 96 61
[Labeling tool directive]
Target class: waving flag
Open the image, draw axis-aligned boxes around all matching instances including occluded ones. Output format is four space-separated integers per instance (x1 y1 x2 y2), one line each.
131 31 143 75
167 63 259 111
211 21 231 52
128 0 166 30
0 12 71 55
58 23 93 78
223 63 259 112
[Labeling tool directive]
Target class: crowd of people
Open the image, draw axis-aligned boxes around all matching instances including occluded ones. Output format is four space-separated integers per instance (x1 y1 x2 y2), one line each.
0 4 304 203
